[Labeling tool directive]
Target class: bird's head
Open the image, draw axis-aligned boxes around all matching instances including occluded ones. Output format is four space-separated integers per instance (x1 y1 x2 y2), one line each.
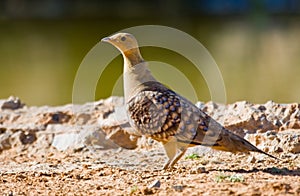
101 32 139 54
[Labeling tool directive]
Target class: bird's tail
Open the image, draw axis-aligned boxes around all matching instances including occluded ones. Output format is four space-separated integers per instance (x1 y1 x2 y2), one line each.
192 117 280 160
211 130 280 160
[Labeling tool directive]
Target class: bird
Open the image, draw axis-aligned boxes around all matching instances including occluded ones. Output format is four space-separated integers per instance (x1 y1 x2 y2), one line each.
101 32 278 169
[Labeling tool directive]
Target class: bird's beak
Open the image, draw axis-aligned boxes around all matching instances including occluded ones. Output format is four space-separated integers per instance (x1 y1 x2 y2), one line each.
101 37 111 43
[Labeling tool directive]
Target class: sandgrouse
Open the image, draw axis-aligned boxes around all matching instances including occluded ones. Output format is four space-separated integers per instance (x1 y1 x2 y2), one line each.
101 32 278 169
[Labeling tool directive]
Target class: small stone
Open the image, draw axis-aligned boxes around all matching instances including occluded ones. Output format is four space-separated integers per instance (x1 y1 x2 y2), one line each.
173 185 184 192
247 156 256 163
45 112 71 124
256 153 270 161
1 96 24 110
189 166 206 174
195 102 205 110
290 143 300 154
19 131 37 144
258 105 266 111
142 187 154 195
148 179 161 189
267 135 276 140
0 130 12 150
273 119 282 127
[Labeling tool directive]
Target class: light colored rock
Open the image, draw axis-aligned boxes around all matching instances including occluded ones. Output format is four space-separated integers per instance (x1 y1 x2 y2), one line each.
246 129 300 153
0 96 300 155
49 125 119 151
52 133 81 151
98 105 138 149
80 127 119 150
196 101 300 137
0 131 12 152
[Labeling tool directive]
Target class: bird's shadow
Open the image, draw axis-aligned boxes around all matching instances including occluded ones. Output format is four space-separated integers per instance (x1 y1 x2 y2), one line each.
209 167 300 176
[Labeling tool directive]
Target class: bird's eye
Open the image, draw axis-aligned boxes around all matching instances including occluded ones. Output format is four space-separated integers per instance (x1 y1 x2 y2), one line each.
121 36 126 41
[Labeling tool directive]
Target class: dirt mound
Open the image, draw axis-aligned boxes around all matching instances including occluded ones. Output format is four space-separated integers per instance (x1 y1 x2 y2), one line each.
0 96 299 195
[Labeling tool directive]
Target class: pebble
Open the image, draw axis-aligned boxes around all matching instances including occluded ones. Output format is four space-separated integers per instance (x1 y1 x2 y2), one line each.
173 185 184 192
1 96 24 110
247 156 256 163
148 179 161 188
189 166 206 174
142 187 154 195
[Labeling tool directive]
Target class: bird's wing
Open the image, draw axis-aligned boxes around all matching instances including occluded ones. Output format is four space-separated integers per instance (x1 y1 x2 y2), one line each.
127 81 198 143
170 94 224 147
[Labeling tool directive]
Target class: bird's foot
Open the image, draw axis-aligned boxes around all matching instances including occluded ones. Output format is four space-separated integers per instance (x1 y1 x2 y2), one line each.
162 161 170 170
162 161 177 171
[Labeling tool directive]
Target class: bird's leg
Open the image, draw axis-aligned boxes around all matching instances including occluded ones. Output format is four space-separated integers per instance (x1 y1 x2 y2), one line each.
162 138 177 169
162 137 189 169
168 147 188 168
168 141 189 168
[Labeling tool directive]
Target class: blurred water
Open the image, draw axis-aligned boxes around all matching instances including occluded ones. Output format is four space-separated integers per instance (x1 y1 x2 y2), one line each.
0 19 300 105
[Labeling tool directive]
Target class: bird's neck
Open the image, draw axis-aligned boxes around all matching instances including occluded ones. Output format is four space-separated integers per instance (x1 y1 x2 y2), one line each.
122 49 157 102
123 48 144 68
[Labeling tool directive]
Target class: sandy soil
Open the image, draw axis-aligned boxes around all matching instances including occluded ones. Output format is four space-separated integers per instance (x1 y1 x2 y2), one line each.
0 143 299 196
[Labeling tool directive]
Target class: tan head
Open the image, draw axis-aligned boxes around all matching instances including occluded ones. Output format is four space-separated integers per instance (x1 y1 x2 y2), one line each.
101 33 139 53
102 33 144 66
101 32 155 100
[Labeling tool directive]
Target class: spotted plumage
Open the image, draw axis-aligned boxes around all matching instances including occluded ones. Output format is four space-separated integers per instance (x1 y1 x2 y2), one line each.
102 32 279 169
127 81 187 142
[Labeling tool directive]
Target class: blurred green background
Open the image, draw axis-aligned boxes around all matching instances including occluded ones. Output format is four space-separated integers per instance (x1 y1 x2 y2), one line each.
0 0 300 106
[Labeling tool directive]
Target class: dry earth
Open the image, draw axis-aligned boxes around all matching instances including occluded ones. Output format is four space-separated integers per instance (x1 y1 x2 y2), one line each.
0 96 300 195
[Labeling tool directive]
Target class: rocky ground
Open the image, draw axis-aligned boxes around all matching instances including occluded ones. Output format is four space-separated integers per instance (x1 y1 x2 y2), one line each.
0 96 299 195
